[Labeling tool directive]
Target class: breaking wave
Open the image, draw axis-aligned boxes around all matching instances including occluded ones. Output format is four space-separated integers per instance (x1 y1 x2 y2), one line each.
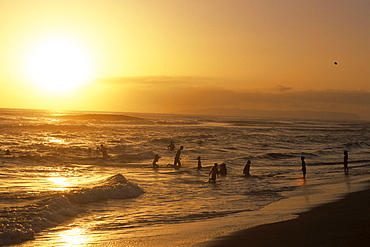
0 174 144 246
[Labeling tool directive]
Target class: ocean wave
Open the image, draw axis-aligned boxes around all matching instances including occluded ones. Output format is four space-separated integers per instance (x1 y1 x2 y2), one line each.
163 209 249 224
261 153 298 160
0 195 81 246
0 174 143 246
112 152 155 163
311 159 370 166
150 137 176 144
67 174 144 203
59 113 146 122
343 141 370 149
13 123 92 130
244 187 295 197
155 120 200 125
110 209 250 229
226 120 294 126
0 141 19 146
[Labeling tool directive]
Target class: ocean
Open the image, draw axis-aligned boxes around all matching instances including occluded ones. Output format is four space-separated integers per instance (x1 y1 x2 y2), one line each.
0 108 369 246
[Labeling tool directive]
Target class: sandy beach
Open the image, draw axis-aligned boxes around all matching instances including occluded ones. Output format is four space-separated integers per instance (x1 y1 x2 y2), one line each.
199 184 370 247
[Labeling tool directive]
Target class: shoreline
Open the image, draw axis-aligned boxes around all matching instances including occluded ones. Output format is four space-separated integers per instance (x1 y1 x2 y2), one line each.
198 180 370 247
80 176 370 247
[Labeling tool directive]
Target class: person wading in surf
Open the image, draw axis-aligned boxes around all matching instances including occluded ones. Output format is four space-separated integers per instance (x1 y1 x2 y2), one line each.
343 150 349 174
243 160 251 177
174 145 183 167
301 156 306 179
209 163 219 183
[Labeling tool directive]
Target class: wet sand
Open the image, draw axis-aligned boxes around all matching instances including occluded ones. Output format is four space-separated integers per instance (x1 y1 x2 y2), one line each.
199 187 370 247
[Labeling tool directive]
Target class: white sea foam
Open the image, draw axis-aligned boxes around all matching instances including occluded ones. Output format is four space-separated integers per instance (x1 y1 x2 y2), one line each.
0 174 143 246
67 174 144 203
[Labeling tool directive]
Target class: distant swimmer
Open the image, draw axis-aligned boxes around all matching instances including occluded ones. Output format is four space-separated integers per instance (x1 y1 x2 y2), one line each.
343 150 349 174
243 160 251 177
301 156 306 179
209 163 219 183
100 144 109 159
152 154 161 168
334 61 338 65
174 145 183 167
4 149 11 155
167 141 175 151
219 163 227 175
197 156 202 170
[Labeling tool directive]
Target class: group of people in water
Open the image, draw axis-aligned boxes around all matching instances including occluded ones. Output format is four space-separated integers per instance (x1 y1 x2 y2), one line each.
300 150 350 179
152 141 253 183
208 162 232 183
159 142 351 182
3 138 351 182
94 140 351 183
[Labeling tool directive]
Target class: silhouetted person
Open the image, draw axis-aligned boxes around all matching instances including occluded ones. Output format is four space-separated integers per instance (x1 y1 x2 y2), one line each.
343 150 349 174
243 160 251 176
100 144 109 159
197 156 202 170
301 156 306 179
167 141 175 151
174 145 183 167
4 149 11 155
219 163 227 175
152 154 160 168
209 163 219 183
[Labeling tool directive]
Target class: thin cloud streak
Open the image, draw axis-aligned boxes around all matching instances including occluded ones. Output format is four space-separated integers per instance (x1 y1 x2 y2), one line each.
97 76 370 106
93 76 370 119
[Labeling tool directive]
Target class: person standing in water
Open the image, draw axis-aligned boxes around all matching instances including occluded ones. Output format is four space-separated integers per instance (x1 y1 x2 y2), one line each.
197 156 202 170
243 160 251 176
100 144 109 159
152 154 161 168
174 145 183 167
219 163 227 175
209 163 219 183
301 156 306 179
343 150 349 174
167 141 175 151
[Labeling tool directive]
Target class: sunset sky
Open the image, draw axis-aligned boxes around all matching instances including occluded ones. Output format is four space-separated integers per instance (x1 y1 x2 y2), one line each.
1 0 369 119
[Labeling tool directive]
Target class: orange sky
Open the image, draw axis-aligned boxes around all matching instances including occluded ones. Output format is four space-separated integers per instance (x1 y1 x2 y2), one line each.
1 0 369 119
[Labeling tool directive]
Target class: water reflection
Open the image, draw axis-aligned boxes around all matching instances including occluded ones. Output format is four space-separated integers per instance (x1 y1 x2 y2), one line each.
47 137 64 144
55 227 90 246
297 178 307 186
47 177 72 191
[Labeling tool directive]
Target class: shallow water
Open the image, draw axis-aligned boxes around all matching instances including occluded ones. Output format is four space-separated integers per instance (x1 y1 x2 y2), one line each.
1 108 370 246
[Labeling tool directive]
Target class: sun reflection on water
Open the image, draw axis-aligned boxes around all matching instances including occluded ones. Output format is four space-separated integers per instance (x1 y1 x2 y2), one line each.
47 177 72 191
47 137 64 144
55 227 90 246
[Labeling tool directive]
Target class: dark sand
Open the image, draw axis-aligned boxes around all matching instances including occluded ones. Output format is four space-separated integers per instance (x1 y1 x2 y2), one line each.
200 187 370 247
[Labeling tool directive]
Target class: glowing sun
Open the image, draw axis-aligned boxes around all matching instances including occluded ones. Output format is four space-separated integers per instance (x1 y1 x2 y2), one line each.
26 37 91 93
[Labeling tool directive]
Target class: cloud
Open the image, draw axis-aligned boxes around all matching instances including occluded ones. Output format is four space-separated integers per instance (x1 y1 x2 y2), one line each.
95 76 370 106
160 87 370 119
91 76 370 119
276 90 370 106
275 85 294 92
169 88 370 119
166 87 370 108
